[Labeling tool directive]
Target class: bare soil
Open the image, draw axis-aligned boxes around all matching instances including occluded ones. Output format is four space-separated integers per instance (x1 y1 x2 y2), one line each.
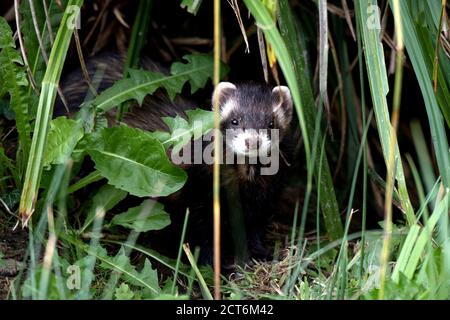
0 220 27 300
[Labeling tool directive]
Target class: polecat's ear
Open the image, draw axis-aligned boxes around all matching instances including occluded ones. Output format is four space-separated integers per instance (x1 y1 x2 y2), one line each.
212 82 236 111
272 86 293 126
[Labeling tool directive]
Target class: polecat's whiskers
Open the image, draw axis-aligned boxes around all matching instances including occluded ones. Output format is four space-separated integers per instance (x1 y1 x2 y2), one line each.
280 150 291 167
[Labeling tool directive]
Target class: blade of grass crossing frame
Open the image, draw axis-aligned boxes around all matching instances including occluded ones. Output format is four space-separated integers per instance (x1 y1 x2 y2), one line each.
183 244 213 300
278 0 343 240
328 111 374 299
244 0 344 240
406 154 430 217
19 0 84 224
172 209 190 295
243 0 310 161
379 0 406 299
354 0 415 225
410 120 437 198
355 10 369 286
213 0 221 300
396 193 449 280
390 0 450 187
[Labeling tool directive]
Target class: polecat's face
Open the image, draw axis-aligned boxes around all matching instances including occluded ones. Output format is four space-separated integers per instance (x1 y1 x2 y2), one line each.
212 82 293 158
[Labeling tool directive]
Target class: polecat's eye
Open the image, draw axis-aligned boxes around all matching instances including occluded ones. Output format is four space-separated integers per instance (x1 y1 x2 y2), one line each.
231 119 239 126
268 121 274 129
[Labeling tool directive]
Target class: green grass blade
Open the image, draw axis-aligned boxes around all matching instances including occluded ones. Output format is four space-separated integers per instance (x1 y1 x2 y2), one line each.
391 0 450 187
406 154 430 217
243 0 310 166
410 120 437 197
249 0 343 239
354 0 415 225
392 192 448 282
404 193 448 279
19 0 84 224
183 244 213 300
391 224 421 282
172 209 190 295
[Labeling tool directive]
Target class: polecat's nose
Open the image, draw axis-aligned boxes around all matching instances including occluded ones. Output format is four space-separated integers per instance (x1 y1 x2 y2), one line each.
245 137 262 150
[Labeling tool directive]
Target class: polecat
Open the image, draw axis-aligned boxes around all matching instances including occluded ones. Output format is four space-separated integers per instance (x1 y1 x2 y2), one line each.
179 82 296 264
57 54 297 265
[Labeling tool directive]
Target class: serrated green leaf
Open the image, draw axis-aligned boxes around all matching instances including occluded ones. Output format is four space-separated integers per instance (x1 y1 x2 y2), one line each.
152 108 214 153
170 54 214 93
86 125 187 197
43 117 84 168
115 242 192 278
21 256 79 299
115 283 135 300
138 259 160 294
0 147 19 187
109 199 170 232
185 109 215 133
93 54 219 112
100 248 160 295
95 70 171 109
0 18 15 48
0 46 28 87
80 184 128 233
0 17 31 167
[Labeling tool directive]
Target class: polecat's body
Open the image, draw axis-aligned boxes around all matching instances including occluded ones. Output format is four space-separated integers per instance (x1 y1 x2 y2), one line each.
58 54 297 264
183 82 296 263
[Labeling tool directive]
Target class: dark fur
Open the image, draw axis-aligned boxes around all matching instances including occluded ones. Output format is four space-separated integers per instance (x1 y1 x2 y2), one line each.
186 83 299 263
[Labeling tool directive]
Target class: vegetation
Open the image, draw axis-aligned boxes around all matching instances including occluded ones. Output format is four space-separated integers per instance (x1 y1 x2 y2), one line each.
0 0 449 300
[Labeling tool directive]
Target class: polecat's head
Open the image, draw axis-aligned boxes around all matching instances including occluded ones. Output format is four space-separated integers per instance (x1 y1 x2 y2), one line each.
212 82 293 157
